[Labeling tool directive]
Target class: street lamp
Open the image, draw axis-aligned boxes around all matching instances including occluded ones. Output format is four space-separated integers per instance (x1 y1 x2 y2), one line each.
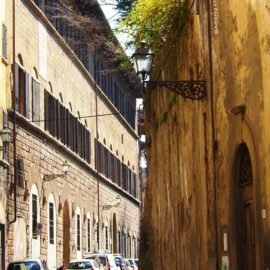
132 42 207 100
43 160 70 181
0 125 12 160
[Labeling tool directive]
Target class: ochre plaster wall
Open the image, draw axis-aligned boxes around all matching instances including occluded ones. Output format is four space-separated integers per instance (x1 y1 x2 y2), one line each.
141 1 270 270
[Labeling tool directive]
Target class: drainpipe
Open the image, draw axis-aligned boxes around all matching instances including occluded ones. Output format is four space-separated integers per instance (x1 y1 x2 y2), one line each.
94 51 100 250
9 0 17 226
206 0 219 269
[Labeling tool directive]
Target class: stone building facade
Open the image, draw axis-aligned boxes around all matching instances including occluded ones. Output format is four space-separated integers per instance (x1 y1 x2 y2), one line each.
141 1 270 270
3 0 140 269
0 0 8 268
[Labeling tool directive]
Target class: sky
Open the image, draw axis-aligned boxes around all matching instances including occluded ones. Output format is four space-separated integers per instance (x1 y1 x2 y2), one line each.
97 0 134 56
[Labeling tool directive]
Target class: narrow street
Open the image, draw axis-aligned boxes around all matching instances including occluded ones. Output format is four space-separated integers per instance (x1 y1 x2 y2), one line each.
1 1 270 270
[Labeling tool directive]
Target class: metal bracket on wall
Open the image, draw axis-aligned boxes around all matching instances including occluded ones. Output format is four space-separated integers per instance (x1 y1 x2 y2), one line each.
147 80 207 100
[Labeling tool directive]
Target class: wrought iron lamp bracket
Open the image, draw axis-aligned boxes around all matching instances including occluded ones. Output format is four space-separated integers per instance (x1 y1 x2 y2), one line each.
147 80 207 100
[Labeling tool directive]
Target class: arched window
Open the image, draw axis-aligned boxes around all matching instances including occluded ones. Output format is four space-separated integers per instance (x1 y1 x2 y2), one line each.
47 193 56 270
32 67 40 124
86 212 91 253
104 220 109 251
122 226 126 257
239 143 253 186
118 226 121 254
30 184 40 259
15 54 30 118
75 207 82 259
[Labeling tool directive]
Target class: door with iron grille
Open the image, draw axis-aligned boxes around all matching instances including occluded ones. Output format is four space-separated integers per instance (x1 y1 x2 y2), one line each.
236 144 256 270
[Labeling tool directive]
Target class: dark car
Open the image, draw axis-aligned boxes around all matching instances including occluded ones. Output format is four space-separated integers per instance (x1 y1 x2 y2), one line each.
7 259 49 270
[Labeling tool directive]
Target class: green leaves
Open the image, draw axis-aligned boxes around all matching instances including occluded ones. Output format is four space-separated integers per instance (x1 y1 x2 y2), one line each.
118 0 187 52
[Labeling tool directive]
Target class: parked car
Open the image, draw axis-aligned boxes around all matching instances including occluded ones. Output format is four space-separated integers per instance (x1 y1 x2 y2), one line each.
133 260 139 267
7 259 48 270
126 259 138 270
67 259 100 270
113 255 129 270
123 259 132 270
84 253 119 270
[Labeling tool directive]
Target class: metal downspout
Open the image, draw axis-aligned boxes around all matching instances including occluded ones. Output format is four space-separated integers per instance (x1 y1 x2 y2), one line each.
9 0 17 226
206 0 219 269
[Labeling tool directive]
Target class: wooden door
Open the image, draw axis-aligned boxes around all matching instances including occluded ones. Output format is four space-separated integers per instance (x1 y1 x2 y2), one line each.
63 201 70 268
236 144 256 270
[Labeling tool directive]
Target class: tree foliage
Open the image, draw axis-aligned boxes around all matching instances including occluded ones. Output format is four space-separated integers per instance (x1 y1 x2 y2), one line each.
115 0 137 20
118 0 188 52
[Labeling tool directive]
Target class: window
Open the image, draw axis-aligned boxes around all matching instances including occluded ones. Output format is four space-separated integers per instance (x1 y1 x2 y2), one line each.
2 24 7 60
87 218 91 253
16 157 24 188
105 225 108 250
118 230 121 254
15 63 30 118
76 214 81 251
96 222 99 246
49 202 54 244
32 78 40 124
44 90 91 163
32 194 38 239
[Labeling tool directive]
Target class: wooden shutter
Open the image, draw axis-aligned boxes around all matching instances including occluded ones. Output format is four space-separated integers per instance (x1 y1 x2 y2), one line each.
60 104 66 143
85 129 90 163
55 100 60 140
74 118 78 153
14 63 19 111
69 114 74 151
16 157 24 188
65 109 70 146
82 126 86 160
2 24 7 60
78 122 82 157
44 90 49 131
25 72 30 119
32 78 40 124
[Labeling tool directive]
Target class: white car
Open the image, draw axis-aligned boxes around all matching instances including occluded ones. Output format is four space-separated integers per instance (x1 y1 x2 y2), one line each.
84 253 120 270
67 259 100 270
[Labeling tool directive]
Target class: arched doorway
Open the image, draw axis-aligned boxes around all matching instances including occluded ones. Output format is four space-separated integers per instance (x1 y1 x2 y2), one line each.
63 201 70 268
235 143 256 270
112 214 117 253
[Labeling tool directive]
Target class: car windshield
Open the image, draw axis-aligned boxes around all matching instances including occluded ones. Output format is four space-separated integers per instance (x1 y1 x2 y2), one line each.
68 262 93 269
8 261 41 270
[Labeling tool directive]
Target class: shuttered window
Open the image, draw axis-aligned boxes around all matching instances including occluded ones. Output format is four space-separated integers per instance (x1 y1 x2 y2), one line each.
49 202 54 244
87 218 91 253
32 194 38 239
2 24 7 60
16 157 24 188
32 78 40 125
76 214 81 251
43 90 91 162
15 63 30 118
